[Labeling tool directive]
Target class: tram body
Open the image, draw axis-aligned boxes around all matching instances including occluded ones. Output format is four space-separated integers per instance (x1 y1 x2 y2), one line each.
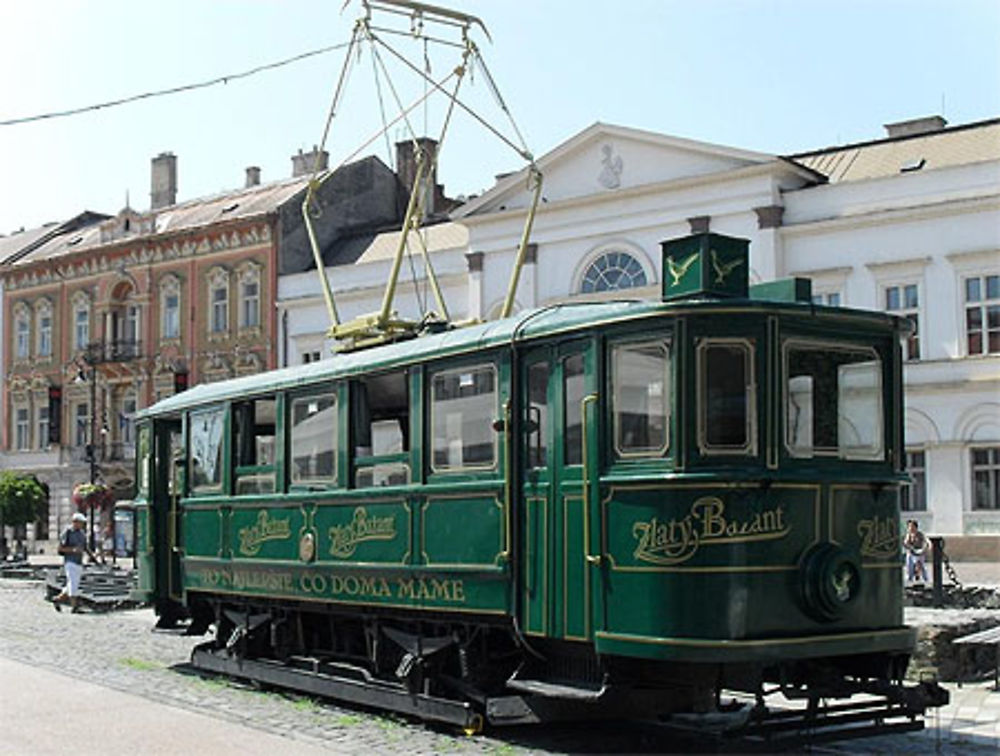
134 233 940 730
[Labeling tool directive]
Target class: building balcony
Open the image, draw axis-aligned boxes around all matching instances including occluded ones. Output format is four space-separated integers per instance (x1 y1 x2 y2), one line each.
84 340 143 364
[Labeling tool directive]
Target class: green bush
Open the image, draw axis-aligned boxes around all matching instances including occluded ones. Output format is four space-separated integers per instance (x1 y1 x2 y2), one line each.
0 471 47 529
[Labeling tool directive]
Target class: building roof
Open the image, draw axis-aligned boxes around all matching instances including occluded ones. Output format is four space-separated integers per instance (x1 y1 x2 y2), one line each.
319 220 468 269
148 175 310 236
5 176 312 269
0 212 111 267
0 224 59 264
355 221 469 264
788 118 1000 183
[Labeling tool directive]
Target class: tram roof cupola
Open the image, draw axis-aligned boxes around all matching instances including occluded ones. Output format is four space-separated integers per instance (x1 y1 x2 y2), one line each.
660 232 750 302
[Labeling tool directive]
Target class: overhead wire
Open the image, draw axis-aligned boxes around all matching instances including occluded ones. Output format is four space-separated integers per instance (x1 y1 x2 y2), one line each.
373 38 532 161
0 41 351 128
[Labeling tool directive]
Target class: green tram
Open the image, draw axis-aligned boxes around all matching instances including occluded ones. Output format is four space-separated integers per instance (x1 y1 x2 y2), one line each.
134 233 945 737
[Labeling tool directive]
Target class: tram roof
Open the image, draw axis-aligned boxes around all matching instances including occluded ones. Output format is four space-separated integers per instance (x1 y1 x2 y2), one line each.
140 297 896 418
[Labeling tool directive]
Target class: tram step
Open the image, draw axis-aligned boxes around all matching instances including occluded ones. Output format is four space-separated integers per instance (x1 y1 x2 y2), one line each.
505 677 606 701
732 700 926 749
190 643 481 731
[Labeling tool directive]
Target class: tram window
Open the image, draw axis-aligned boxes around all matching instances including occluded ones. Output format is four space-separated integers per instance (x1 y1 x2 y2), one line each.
233 396 276 494
291 393 337 484
430 365 497 471
785 342 882 459
527 362 549 468
137 425 151 497
564 353 586 465
189 406 225 492
613 341 670 457
698 340 754 454
353 371 410 487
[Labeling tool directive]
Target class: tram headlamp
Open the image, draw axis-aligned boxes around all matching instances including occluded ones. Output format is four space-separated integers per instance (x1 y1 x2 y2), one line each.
799 543 862 622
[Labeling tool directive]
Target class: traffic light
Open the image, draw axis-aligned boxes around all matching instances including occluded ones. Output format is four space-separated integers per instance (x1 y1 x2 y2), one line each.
174 370 188 394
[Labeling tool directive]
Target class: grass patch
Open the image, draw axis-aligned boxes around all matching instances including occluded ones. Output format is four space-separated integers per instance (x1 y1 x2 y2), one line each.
292 696 320 712
335 714 364 727
118 657 163 672
194 676 231 691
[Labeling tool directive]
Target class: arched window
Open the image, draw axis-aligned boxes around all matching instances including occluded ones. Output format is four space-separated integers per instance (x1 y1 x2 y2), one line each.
159 274 181 340
207 267 229 334
237 263 261 330
35 299 53 358
71 291 91 351
13 303 30 359
579 250 648 294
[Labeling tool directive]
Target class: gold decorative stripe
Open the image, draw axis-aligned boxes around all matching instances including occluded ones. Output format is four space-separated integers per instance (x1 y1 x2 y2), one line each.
605 561 797 574
184 556 506 575
597 627 914 649
184 586 507 615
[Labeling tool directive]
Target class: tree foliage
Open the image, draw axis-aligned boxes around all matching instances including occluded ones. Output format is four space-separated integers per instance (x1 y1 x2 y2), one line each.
0 471 47 528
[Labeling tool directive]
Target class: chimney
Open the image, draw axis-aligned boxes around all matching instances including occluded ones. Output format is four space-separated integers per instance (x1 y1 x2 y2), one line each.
883 115 948 139
150 152 177 210
395 137 440 216
245 166 261 188
291 145 328 177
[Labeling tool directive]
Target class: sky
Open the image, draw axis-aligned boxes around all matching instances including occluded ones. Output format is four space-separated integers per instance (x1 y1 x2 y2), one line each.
1 0 998 236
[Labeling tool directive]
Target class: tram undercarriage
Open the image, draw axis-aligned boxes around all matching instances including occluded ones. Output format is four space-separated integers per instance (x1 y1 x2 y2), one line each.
180 595 947 746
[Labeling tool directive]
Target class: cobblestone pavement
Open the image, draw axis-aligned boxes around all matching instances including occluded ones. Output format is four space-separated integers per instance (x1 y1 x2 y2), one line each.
1 577 995 754
0 579 694 754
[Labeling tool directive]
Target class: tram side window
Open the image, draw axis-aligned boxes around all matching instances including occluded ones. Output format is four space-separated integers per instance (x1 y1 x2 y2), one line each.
527 362 549 468
233 396 276 494
137 424 151 497
431 365 497 471
613 341 670 457
189 406 225 493
354 371 410 487
785 342 882 459
699 340 754 454
564 353 586 465
291 392 337 484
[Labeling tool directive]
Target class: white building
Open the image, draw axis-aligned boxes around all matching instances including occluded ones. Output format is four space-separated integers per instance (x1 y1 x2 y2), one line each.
282 116 1000 537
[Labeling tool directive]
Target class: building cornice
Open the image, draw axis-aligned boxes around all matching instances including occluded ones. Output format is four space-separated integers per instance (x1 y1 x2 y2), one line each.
780 194 1000 238
864 256 933 273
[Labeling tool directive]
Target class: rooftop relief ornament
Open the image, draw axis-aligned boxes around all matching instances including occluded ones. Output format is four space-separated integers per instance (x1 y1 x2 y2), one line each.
597 143 623 189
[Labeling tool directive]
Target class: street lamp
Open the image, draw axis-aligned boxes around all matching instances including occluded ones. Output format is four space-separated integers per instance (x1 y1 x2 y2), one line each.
75 357 99 554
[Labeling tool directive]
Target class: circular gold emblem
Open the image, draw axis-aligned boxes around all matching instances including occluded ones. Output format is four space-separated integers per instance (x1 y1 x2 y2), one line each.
299 532 316 563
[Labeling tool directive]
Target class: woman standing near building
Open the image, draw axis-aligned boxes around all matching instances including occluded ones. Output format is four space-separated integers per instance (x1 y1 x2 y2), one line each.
903 520 929 584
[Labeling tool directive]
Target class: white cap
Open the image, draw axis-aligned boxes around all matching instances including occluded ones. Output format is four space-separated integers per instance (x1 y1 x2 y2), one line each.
72 512 87 522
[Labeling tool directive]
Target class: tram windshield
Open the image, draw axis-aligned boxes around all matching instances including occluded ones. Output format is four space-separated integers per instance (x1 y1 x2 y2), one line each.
785 341 883 460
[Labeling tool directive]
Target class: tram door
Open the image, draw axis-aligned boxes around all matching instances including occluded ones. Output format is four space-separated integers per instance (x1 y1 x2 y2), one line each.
152 418 184 603
521 339 601 640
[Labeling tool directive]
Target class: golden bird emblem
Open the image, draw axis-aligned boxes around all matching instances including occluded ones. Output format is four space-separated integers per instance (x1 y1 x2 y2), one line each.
666 252 699 287
710 249 743 284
